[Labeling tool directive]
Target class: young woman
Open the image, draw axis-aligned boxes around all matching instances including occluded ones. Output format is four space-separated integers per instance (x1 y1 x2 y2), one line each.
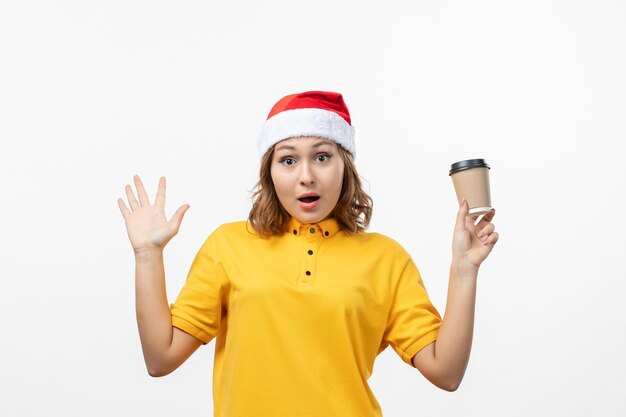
118 91 499 417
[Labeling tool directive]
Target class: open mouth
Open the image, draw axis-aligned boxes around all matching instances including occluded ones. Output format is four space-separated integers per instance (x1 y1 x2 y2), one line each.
298 196 320 203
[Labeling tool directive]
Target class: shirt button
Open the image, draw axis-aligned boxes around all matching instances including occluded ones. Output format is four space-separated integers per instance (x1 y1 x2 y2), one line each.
293 230 297 235
308 250 313 255
324 231 329 236
305 271 311 276
309 228 315 234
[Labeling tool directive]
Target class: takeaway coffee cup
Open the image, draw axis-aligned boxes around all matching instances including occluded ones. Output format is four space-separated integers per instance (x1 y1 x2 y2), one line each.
449 159 492 217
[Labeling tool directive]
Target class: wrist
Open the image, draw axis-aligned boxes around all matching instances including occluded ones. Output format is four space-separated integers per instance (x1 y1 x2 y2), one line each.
134 246 164 262
451 258 479 277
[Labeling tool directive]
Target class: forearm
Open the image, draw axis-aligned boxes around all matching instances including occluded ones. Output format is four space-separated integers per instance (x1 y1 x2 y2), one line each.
135 248 173 376
432 260 479 389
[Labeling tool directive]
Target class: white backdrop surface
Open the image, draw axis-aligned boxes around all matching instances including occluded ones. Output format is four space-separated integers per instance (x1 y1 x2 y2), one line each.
1 1 624 416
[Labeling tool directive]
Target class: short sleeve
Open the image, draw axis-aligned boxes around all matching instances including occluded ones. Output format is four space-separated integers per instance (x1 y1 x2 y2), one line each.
170 233 228 345
383 256 442 367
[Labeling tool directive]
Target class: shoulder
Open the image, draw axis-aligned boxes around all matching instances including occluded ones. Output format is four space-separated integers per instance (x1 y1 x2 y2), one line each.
193 221 257 256
206 220 255 239
345 229 411 261
202 220 265 246
213 220 251 233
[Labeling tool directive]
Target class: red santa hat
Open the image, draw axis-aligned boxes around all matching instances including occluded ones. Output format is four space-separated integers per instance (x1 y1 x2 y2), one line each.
257 90 356 159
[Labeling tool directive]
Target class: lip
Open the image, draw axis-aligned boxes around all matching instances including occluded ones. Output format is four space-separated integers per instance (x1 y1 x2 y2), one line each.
297 192 320 199
299 198 320 209
297 192 321 210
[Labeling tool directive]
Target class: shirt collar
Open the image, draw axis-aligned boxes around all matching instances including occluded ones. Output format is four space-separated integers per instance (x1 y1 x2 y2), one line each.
287 216 341 239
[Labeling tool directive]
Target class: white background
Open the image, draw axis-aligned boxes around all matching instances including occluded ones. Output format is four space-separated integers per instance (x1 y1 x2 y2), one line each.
1 1 624 416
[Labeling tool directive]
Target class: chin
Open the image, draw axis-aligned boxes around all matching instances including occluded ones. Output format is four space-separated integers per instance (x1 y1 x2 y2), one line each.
292 210 327 224
296 214 321 223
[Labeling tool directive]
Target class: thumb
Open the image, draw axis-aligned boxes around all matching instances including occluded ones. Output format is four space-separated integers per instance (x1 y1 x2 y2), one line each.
169 204 191 233
455 199 469 231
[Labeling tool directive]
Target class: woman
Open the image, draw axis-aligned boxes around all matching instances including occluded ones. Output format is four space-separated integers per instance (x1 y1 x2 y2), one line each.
118 91 499 417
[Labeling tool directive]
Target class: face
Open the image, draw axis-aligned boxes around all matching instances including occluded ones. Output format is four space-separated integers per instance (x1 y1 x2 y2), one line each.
270 136 345 224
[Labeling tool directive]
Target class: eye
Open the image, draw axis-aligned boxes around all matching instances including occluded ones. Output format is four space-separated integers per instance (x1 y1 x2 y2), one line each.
279 157 295 166
316 153 332 162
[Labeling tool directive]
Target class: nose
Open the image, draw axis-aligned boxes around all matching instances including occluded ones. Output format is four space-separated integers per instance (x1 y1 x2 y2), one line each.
299 161 315 185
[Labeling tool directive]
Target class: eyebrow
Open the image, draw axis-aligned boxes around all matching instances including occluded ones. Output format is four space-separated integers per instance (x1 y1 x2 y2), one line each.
313 139 332 148
275 140 333 152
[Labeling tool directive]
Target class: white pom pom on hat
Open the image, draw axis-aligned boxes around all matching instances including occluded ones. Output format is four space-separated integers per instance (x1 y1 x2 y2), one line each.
257 90 356 160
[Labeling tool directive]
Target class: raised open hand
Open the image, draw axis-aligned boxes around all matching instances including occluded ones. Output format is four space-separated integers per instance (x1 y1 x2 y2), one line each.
117 175 190 253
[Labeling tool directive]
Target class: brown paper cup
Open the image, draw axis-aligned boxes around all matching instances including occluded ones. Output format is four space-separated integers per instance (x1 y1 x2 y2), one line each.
449 159 492 217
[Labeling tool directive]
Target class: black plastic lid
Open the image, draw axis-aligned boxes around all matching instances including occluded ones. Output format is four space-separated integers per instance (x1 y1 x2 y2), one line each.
449 159 490 176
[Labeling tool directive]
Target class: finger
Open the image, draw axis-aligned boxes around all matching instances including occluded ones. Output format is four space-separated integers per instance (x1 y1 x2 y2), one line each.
155 176 166 211
468 213 482 227
117 198 131 218
169 204 190 233
455 199 470 231
472 208 496 229
125 184 139 210
481 208 496 223
134 175 151 207
482 231 499 246
477 223 495 238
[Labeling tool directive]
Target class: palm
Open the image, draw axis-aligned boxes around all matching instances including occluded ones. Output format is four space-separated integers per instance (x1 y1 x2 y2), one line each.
452 202 498 270
453 220 487 268
117 175 190 253
124 204 171 250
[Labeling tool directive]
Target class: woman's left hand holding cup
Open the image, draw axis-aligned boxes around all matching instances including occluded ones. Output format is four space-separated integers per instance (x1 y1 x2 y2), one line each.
451 199 499 273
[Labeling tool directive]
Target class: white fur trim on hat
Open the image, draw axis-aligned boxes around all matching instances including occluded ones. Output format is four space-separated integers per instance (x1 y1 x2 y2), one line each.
257 108 356 159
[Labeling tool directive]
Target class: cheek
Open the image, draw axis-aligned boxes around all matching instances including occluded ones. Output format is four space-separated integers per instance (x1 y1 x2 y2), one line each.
270 168 288 199
331 166 345 195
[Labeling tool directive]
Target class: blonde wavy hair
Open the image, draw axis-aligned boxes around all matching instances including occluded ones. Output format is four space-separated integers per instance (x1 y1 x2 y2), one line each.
247 142 373 238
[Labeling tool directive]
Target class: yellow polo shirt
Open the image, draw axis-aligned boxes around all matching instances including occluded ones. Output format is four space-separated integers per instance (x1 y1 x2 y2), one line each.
170 216 442 417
